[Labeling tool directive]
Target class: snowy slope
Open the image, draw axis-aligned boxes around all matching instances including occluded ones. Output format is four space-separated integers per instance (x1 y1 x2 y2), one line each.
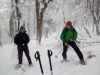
0 33 100 75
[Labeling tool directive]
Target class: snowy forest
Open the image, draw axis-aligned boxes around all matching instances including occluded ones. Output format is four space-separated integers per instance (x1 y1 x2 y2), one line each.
0 0 100 45
0 0 100 75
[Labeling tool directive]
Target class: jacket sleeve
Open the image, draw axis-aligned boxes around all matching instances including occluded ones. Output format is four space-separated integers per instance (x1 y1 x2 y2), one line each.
60 28 66 42
25 34 30 44
73 28 77 40
14 34 19 45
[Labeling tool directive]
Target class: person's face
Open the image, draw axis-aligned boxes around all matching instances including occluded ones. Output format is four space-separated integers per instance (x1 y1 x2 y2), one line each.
21 29 25 33
66 25 71 29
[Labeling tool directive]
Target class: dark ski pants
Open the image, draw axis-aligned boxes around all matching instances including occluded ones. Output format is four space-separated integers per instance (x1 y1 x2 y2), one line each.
18 45 32 64
62 41 84 60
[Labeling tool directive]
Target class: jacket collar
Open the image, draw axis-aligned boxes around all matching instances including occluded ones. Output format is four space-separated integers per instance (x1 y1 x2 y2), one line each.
65 27 73 30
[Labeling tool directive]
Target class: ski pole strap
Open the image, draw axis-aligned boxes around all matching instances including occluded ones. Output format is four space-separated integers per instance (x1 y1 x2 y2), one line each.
34 51 44 74
47 50 53 71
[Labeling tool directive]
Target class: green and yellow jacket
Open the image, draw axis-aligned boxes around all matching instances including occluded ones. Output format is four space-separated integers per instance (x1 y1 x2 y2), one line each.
60 27 77 43
16 31 19 34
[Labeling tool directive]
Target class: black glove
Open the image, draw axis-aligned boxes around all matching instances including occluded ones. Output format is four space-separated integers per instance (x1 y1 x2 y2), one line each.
17 44 22 49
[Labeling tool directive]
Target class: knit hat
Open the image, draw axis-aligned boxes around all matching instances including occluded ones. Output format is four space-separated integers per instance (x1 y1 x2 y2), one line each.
66 21 72 26
20 26 25 30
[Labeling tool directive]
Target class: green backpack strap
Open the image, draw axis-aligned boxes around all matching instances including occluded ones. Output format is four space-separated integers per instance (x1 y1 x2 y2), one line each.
72 28 75 37
72 28 77 41
64 28 68 38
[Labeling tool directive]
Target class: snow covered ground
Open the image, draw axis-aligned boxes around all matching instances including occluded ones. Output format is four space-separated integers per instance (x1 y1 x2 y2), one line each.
0 32 100 75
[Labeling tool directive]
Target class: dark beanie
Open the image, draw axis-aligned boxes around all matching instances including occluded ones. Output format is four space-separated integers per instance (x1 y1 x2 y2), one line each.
20 26 25 30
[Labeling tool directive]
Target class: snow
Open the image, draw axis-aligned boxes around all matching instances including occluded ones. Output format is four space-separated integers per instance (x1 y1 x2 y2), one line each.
0 33 100 75
44 23 49 28
0 1 100 75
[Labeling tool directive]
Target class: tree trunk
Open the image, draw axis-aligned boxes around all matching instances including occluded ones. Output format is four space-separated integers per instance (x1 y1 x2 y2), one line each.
9 0 15 38
36 0 40 44
9 0 22 38
0 25 2 47
15 0 22 31
36 0 53 44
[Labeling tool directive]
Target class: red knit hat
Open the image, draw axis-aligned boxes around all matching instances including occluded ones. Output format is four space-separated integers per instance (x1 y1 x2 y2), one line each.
66 21 72 26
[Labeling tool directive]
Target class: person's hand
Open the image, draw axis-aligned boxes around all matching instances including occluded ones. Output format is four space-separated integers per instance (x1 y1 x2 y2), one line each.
70 39 73 42
22 43 27 46
65 42 68 46
22 44 25 46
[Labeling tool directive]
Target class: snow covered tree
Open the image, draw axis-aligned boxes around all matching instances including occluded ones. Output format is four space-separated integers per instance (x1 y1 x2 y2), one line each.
9 0 22 38
36 0 53 44
88 0 100 35
0 0 100 44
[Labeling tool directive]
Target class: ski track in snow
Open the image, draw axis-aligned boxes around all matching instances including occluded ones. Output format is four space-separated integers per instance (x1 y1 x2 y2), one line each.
0 36 100 75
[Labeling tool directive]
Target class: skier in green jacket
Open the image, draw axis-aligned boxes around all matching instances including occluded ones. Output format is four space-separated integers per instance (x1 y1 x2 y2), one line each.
60 21 86 65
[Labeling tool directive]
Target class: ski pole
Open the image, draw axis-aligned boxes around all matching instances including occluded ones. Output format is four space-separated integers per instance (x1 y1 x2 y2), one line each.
35 51 44 75
47 50 53 75
55 49 63 58
55 45 70 58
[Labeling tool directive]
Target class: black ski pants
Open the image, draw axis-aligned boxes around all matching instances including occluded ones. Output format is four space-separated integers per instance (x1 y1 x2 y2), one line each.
62 41 84 60
17 45 32 64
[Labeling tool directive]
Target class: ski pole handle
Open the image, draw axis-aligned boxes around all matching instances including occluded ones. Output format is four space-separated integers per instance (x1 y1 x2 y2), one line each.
48 50 53 57
34 51 40 61
34 51 44 75
47 50 53 72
